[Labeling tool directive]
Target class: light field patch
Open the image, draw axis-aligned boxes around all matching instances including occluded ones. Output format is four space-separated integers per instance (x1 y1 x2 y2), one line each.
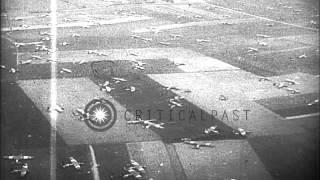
126 141 176 180
18 77 162 145
174 139 273 180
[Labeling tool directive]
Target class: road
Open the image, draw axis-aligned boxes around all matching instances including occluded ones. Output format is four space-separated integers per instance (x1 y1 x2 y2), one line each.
1 0 319 179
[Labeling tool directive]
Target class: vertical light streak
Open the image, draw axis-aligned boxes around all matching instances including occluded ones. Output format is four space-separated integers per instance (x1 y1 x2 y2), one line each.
50 0 57 180
89 145 101 180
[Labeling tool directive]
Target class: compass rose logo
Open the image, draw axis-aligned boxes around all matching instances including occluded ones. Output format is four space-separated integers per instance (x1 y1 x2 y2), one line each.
84 98 117 131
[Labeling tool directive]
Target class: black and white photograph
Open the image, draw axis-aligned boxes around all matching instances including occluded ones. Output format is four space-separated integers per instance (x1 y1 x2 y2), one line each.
1 0 319 179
